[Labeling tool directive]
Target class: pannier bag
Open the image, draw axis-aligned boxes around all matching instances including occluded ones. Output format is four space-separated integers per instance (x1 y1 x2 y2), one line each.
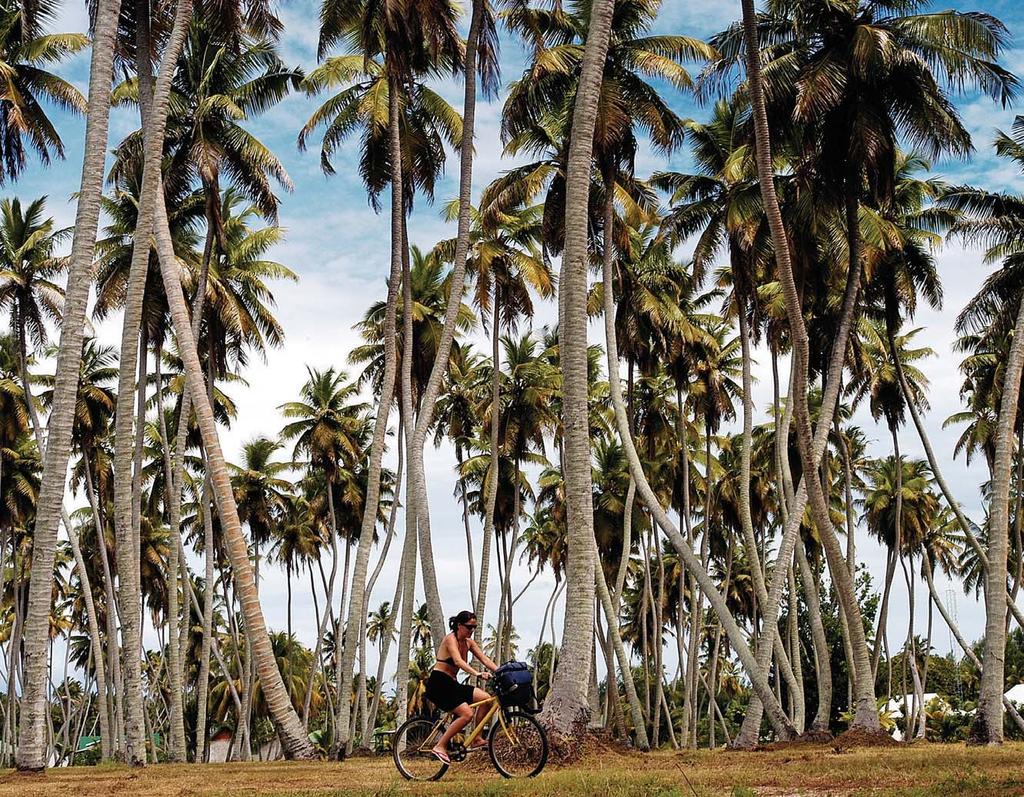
494 661 537 711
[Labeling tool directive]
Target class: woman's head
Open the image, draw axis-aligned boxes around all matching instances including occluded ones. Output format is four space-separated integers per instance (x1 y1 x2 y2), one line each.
449 610 478 638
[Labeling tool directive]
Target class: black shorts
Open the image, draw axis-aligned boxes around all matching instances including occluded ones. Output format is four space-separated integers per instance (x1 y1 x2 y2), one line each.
425 670 475 712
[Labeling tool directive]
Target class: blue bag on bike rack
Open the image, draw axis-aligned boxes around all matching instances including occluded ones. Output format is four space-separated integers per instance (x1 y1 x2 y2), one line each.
494 661 537 711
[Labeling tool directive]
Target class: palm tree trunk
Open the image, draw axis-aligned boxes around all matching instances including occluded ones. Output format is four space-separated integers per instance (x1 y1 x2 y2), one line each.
475 286 502 628
406 0 485 624
154 160 314 762
786 561 805 733
195 429 217 762
65 520 110 760
740 0 879 733
923 559 1024 734
367 557 405 734
394 510 419 724
456 445 477 607
332 72 404 758
539 0 616 745
599 168 794 739
872 425 904 677
795 539 831 733
734 262 768 632
155 341 186 761
14 0 124 772
971 293 1024 744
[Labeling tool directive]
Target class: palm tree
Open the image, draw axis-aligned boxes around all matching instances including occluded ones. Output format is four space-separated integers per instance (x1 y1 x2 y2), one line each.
280 366 367 654
0 0 87 183
0 196 70 435
17 0 154 770
146 2 314 760
435 201 549 633
849 320 933 675
942 116 1024 743
311 0 461 752
534 0 614 743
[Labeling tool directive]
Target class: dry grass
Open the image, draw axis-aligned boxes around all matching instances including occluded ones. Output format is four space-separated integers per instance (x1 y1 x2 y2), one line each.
0 742 1022 796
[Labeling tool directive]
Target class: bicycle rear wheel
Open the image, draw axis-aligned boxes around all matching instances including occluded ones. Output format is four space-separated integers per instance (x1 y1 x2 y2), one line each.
393 716 448 781
488 709 548 778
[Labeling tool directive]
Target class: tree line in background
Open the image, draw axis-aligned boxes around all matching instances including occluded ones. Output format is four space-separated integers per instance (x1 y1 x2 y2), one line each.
1 0 1024 770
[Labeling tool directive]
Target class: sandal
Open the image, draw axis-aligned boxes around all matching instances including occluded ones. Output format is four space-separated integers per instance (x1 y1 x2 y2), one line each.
431 748 451 764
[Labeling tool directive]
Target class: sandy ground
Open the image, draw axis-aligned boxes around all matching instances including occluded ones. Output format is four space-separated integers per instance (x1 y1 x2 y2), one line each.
0 742 1022 796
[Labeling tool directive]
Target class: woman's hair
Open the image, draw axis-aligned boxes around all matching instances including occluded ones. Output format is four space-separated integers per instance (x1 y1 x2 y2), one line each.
448 610 476 632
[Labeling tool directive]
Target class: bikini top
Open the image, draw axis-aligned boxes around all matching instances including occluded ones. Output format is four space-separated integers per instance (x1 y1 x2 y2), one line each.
436 636 466 667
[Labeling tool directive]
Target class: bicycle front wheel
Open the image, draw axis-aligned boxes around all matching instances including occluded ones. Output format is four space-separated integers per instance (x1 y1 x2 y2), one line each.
393 716 448 781
488 709 548 778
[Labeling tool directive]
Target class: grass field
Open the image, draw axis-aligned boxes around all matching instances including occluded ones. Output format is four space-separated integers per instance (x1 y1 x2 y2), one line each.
0 742 1022 796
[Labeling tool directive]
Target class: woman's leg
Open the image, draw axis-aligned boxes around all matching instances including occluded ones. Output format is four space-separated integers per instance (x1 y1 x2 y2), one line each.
433 703 473 755
469 687 490 747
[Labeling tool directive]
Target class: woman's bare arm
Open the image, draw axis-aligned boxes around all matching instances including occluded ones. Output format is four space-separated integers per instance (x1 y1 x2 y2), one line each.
468 639 498 673
448 638 486 678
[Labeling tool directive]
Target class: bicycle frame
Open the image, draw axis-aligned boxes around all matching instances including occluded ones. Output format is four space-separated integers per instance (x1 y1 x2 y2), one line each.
415 695 517 752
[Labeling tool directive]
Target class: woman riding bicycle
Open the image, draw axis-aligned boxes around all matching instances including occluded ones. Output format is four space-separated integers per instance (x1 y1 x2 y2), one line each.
424 610 497 763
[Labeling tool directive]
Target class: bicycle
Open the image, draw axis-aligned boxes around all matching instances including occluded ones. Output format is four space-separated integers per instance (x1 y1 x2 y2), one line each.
392 689 548 781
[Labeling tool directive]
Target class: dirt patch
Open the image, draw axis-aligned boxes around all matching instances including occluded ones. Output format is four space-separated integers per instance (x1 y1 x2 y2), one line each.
832 727 900 749
751 730 836 752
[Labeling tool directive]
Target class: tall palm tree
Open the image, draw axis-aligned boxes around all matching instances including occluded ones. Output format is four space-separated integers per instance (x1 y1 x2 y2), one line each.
849 319 933 675
0 196 70 435
146 0 314 761
942 116 1024 743
0 0 87 183
730 0 1013 735
280 366 367 660
537 0 614 743
312 0 461 752
15 0 124 769
435 201 549 633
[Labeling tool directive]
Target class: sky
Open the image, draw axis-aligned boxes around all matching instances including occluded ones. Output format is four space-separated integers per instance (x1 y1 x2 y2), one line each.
9 0 1024 692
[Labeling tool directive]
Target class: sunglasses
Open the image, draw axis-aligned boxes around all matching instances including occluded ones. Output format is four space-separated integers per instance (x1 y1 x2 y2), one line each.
461 623 478 631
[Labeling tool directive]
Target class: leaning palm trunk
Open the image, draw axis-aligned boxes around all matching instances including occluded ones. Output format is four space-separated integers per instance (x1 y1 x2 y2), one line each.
538 0 615 745
893 335 1024 630
871 425 904 678
971 294 1024 744
476 302 502 628
795 539 831 732
195 413 218 760
402 0 485 632
153 168 314 757
923 559 1024 734
599 181 794 739
111 0 193 764
333 76 403 756
65 517 111 760
15 0 125 771
740 0 879 733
